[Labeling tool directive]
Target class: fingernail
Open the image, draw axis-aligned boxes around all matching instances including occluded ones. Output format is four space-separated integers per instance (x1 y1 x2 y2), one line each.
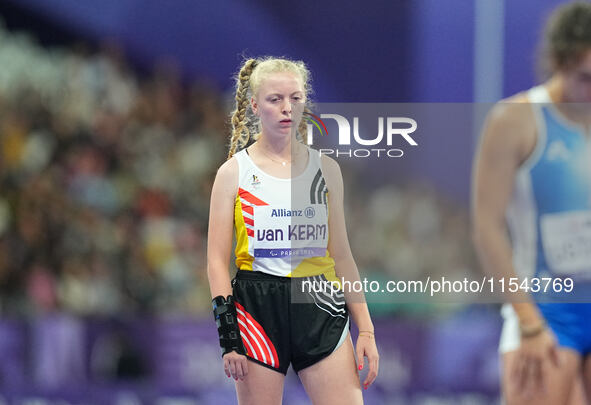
358 365 363 370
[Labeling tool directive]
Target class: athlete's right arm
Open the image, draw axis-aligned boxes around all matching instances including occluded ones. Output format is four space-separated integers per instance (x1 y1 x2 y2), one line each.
207 157 238 298
472 100 543 324
472 99 559 394
207 157 248 380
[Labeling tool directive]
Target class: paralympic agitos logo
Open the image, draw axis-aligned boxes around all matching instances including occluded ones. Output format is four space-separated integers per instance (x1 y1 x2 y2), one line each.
303 111 418 158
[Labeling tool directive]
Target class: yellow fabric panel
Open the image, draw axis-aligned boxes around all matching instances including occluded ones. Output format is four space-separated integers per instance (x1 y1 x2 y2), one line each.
234 194 254 270
291 252 336 278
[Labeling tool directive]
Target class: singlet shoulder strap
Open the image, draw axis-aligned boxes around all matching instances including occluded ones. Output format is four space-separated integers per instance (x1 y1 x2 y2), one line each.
520 86 549 170
306 146 323 170
527 85 551 103
233 148 251 173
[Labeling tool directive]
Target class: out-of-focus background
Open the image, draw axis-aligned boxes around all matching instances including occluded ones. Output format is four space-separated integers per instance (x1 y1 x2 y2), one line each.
0 1 572 404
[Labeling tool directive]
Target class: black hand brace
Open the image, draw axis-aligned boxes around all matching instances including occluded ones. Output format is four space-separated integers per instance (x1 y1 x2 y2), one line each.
212 295 247 357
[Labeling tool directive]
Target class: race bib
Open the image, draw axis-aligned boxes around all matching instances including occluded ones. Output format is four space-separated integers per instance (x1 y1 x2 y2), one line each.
540 211 591 275
253 204 328 259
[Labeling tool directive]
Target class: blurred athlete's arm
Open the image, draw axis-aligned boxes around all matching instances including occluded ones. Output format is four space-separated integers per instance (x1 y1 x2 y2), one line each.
322 154 379 389
472 99 544 324
472 99 546 327
207 157 248 380
472 99 559 394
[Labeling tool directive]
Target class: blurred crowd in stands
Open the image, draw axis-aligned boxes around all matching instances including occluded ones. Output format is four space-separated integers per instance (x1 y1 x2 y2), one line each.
0 22 477 318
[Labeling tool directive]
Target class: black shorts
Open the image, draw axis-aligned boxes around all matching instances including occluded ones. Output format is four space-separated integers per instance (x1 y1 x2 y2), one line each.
232 270 349 374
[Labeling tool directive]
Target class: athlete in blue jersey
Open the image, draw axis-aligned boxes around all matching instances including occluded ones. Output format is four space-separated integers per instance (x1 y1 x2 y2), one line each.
473 2 591 404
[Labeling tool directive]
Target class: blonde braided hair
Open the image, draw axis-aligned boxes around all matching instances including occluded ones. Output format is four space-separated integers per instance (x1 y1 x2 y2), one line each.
228 59 258 159
227 57 312 159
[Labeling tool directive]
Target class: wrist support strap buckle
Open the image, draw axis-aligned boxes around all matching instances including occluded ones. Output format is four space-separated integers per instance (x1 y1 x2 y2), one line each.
212 295 247 357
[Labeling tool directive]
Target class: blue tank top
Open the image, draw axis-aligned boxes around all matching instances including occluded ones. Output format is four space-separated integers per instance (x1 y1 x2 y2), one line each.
506 86 591 283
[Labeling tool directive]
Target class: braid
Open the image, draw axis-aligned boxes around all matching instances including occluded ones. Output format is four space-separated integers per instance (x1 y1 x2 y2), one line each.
228 59 258 159
298 106 312 145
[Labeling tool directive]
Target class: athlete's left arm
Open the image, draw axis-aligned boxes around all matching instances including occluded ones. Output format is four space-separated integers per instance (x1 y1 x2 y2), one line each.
321 153 379 389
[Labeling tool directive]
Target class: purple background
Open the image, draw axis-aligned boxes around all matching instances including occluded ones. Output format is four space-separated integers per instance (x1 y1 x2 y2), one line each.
2 0 569 102
0 312 501 403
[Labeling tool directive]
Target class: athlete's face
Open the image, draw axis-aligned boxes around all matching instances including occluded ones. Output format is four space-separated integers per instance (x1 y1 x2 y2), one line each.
561 49 591 104
252 72 305 138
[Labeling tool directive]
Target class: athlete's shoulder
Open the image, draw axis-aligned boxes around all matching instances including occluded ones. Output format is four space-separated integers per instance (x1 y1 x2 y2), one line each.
480 90 538 162
318 153 343 193
319 152 341 176
213 154 239 197
486 90 536 132
491 90 530 115
217 154 239 177
503 91 530 104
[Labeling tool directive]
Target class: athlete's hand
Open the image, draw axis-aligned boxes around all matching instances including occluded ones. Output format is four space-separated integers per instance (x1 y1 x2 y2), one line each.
356 334 379 390
223 351 249 381
512 328 561 398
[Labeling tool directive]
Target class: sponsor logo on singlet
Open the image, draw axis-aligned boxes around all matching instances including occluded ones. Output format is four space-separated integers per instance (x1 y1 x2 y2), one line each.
251 174 261 188
271 209 303 217
546 140 570 162
253 204 328 258
269 206 316 218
